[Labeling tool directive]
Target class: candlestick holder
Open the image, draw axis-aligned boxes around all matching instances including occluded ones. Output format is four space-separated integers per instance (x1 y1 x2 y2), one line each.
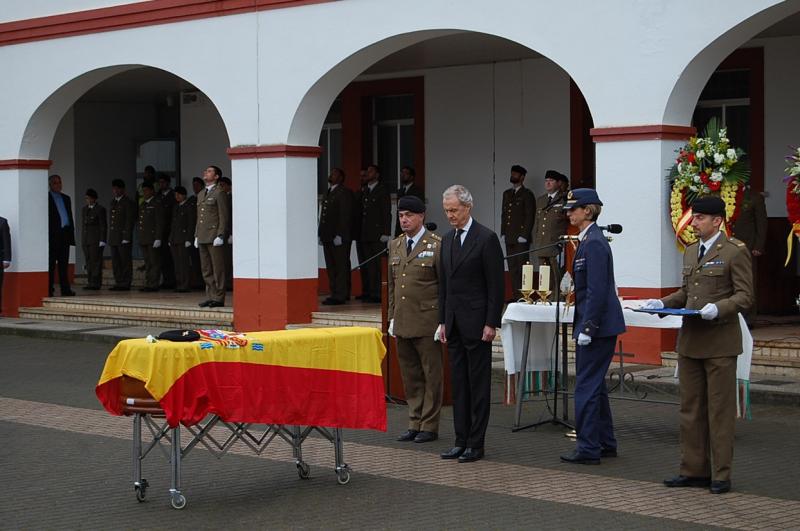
534 289 552 305
517 289 535 304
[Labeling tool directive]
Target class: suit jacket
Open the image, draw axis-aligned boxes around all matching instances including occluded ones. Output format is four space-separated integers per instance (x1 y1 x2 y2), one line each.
318 184 354 242
438 220 505 341
731 189 767 254
108 195 137 245
572 223 626 339
195 184 231 244
358 182 391 242
136 198 165 246
81 204 107 245
48 192 76 246
394 183 425 236
532 191 568 257
170 199 197 246
661 232 753 359
0 216 10 262
500 186 535 242
388 229 442 338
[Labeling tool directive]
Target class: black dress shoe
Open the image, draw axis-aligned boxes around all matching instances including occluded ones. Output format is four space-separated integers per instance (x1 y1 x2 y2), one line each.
207 300 225 308
366 296 382 304
83 286 99 290
322 298 345 306
198 300 211 307
413 431 438 443
663 475 711 488
61 290 76 296
458 448 485 463
600 447 618 458
396 429 419 442
174 289 191 293
139 287 159 292
355 294 367 300
440 446 465 460
710 480 731 494
560 450 600 465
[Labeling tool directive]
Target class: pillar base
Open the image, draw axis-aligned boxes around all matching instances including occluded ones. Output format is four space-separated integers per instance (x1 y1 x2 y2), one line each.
618 287 679 365
234 277 318 331
2 271 49 317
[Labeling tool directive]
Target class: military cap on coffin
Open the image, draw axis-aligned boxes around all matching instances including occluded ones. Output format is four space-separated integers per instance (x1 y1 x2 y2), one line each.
157 329 201 342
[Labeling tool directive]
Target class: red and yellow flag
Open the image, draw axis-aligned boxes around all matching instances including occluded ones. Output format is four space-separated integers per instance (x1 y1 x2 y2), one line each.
96 327 387 430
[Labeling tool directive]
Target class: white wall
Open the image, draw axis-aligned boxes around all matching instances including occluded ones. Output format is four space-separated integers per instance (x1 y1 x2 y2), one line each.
180 92 232 181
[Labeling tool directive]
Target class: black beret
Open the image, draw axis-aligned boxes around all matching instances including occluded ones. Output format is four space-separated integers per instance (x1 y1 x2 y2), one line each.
174 185 187 196
691 195 725 216
111 179 125 188
545 170 568 183
511 165 527 175
220 176 232 185
85 188 98 199
157 329 200 342
397 195 425 213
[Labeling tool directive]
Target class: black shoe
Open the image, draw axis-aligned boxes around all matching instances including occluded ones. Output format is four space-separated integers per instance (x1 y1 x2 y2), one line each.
663 475 711 488
440 446 465 460
207 300 225 308
600 447 618 458
174 289 191 293
139 287 159 292
109 286 128 291
61 290 76 296
198 300 211 307
396 429 419 442
413 431 438 443
458 448 484 463
560 450 600 465
710 480 731 494
355 294 367 300
366 296 382 304
322 297 345 306
160 284 176 290
83 286 100 290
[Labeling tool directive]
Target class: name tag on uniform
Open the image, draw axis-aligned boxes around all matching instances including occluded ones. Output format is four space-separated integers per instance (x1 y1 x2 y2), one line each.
702 260 724 267
417 251 434 259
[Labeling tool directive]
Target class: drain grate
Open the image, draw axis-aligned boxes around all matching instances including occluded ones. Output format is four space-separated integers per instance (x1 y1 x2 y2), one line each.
751 379 791 386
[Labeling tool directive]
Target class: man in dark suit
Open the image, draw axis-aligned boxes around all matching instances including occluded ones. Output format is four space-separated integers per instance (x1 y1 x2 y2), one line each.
560 188 626 465
394 166 425 237
48 174 76 297
437 184 504 463
319 168 354 305
137 181 165 292
156 173 176 289
108 179 137 291
80 188 107 290
0 216 11 313
169 186 196 292
355 164 391 303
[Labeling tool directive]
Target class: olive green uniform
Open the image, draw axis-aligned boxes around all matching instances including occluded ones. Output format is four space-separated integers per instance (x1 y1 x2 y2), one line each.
319 184 354 302
661 233 753 482
501 185 535 294
81 203 107 289
195 184 231 304
532 191 568 292
388 229 443 433
136 197 166 290
731 188 767 320
356 182 391 300
108 195 136 289
169 199 197 291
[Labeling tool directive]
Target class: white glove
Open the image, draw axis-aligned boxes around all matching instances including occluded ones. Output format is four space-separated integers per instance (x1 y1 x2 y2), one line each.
380 235 391 243
642 299 664 310
228 235 233 245
388 319 395 337
153 239 162 249
99 241 106 248
434 324 443 342
122 239 130 244
577 333 592 346
167 241 171 247
213 236 224 247
194 237 199 248
333 235 343 247
517 236 527 244
700 303 718 320
184 240 192 248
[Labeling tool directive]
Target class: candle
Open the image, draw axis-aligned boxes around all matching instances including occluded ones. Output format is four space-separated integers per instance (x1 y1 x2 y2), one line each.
522 263 533 290
538 265 550 292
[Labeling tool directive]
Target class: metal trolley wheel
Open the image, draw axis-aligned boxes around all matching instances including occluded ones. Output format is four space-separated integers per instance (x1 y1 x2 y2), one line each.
170 493 187 510
135 479 149 503
336 469 350 485
296 461 311 480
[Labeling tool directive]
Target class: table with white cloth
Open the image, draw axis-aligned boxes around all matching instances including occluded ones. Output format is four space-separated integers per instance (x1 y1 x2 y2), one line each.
500 301 753 427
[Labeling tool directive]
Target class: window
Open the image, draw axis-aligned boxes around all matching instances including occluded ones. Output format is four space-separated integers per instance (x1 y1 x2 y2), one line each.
317 99 343 194
372 95 414 194
693 69 750 154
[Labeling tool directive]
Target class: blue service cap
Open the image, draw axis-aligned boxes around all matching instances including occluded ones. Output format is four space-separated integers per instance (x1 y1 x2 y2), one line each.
563 188 603 209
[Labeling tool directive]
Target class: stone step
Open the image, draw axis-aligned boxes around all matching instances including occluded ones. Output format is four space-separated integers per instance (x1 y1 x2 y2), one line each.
18 306 231 329
661 351 800 378
40 296 231 319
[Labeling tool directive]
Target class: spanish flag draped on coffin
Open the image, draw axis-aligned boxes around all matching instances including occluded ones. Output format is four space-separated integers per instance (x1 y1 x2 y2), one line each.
96 327 387 430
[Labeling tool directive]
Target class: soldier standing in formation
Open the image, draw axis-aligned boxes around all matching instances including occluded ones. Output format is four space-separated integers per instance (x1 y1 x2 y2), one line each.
81 188 107 290
318 168 353 305
157 173 176 289
195 165 231 308
356 164 391 303
108 179 136 291
644 196 753 495
731 185 767 325
394 166 424 237
388 195 443 444
219 176 234 291
532 170 570 292
500 165 535 298
169 186 196 293
136 181 165 292
189 177 204 288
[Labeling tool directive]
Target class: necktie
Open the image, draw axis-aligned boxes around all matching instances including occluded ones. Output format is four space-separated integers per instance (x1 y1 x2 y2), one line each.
698 244 706 261
456 229 464 247
406 238 413 256
452 229 464 261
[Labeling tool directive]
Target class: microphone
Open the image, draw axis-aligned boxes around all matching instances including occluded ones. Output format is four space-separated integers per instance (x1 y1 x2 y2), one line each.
425 222 437 231
598 224 623 234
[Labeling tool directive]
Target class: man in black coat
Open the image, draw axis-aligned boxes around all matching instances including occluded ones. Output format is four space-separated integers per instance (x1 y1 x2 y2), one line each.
437 184 504 463
48 174 76 296
0 216 10 313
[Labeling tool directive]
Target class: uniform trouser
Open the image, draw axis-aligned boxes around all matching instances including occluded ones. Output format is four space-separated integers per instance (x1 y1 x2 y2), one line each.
678 355 737 481
224 242 233 291
505 241 530 294
82 243 103 288
110 243 132 288
447 322 491 449
48 233 71 294
160 244 175 287
397 336 444 433
170 243 191 291
745 258 758 323
322 241 351 302
358 240 384 299
574 336 617 459
538 256 563 294
140 244 161 289
198 243 226 303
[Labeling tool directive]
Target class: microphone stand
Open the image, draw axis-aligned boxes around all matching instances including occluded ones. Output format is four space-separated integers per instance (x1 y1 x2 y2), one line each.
509 239 574 433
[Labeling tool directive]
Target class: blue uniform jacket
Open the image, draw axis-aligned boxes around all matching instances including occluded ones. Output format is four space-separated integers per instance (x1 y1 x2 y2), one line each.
572 223 626 339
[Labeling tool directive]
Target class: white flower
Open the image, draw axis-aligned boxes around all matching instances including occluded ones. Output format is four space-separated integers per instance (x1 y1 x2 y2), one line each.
726 149 736 160
713 153 725 164
696 149 706 159
677 162 683 173
720 166 729 174
710 171 723 182
693 175 701 183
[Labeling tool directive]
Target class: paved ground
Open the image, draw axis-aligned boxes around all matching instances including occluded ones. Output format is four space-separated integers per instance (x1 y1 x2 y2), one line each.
1 335 799 530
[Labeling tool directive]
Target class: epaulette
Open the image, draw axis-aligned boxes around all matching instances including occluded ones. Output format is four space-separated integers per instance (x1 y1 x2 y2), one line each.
429 232 442 241
727 237 747 248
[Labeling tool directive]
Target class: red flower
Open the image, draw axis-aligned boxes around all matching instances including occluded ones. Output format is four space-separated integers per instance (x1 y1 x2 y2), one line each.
787 182 800 224
708 180 721 192
699 172 709 184
688 152 696 163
